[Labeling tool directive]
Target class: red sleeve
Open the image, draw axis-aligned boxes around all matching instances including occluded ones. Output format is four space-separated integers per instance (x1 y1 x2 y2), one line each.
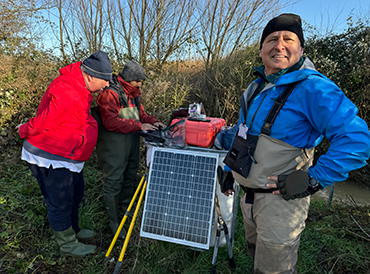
139 104 160 124
97 89 142 133
19 84 74 139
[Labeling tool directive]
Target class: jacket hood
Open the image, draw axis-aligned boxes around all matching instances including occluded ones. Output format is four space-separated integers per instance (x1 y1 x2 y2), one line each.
59 61 86 87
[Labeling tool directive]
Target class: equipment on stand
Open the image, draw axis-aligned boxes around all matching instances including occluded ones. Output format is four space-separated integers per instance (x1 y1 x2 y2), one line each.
104 101 237 273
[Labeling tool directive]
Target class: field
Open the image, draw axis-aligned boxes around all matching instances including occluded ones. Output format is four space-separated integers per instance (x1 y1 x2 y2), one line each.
1 147 369 274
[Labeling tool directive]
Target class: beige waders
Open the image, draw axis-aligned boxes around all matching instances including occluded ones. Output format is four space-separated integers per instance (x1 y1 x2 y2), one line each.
233 134 314 274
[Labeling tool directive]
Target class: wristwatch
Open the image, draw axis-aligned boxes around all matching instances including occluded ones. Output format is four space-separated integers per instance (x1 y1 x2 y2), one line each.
308 176 322 194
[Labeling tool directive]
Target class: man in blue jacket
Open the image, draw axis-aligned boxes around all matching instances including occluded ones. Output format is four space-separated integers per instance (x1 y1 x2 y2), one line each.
222 13 370 273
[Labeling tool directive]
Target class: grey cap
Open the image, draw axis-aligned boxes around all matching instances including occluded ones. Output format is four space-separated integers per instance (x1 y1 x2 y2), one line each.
81 50 112 81
119 60 146 82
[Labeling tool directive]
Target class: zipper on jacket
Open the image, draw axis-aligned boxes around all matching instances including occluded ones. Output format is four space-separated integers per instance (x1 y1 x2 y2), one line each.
70 134 85 157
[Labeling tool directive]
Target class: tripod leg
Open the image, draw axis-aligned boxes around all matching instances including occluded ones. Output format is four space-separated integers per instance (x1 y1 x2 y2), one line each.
113 261 122 274
113 180 147 272
223 224 236 270
210 228 221 274
104 174 146 262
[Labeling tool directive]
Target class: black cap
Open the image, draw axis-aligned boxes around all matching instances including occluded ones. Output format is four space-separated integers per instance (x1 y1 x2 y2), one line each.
260 13 304 49
81 51 112 81
119 60 146 82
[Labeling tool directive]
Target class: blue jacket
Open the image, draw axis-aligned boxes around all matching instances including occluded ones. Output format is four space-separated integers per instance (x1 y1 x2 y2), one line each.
228 58 370 188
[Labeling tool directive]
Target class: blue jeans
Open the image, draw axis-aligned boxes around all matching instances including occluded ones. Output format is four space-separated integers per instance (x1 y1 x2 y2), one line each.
27 163 84 232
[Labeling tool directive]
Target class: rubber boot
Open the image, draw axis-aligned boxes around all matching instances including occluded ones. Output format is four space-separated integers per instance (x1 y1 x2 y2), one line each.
76 229 96 242
105 196 126 239
53 227 96 257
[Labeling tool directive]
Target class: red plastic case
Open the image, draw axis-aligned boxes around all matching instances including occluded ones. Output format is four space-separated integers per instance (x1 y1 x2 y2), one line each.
171 117 226 147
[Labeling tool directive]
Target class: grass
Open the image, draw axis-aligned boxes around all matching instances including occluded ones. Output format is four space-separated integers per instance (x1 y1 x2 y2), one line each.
1 147 370 274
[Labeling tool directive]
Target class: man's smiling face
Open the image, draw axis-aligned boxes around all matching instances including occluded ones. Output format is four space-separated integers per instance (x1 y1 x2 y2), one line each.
259 30 303 76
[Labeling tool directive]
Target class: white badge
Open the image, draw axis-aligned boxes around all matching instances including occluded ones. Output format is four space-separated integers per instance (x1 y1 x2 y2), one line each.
238 124 248 139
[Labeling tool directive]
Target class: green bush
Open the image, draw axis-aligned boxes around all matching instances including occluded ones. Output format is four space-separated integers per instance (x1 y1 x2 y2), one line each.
0 46 58 152
304 21 370 186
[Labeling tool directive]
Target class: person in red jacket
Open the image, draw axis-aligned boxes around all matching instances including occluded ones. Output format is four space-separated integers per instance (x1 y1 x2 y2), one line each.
16 50 112 257
92 60 165 238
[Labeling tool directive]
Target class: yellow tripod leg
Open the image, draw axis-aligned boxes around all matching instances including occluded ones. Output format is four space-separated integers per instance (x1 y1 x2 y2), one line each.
113 179 147 274
104 174 146 261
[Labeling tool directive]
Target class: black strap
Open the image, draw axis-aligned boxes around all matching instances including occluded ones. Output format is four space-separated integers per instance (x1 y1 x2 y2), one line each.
240 185 278 194
107 75 141 112
240 185 279 204
261 82 299 135
111 82 141 114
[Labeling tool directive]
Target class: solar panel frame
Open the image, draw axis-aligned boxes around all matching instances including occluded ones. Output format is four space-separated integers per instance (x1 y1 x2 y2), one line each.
140 147 219 250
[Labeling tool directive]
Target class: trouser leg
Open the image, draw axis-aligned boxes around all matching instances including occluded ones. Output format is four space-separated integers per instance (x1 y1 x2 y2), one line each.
240 192 257 259
96 132 139 236
119 143 139 205
240 191 310 274
27 163 83 232
102 173 126 237
71 171 84 234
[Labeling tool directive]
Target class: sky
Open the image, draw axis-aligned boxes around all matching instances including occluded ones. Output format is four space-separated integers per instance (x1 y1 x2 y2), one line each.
281 0 370 35
39 0 370 52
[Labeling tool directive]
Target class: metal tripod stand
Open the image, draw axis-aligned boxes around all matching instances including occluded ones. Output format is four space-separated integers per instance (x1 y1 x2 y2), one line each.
210 194 236 273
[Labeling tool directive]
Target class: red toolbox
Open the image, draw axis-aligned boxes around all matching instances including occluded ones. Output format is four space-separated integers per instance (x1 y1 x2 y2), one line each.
171 117 226 147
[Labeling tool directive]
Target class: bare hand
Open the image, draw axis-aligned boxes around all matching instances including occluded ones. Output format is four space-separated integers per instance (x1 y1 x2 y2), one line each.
153 121 166 129
223 189 235 197
141 123 157 131
16 123 24 130
267 175 280 195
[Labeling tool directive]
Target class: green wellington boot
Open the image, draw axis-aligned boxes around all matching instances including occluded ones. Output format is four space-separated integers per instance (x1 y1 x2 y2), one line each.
105 196 126 239
53 226 96 257
76 229 96 242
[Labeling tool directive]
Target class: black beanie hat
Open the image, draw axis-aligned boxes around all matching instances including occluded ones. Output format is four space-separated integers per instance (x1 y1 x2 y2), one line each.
260 13 304 49
119 60 146 82
81 50 112 81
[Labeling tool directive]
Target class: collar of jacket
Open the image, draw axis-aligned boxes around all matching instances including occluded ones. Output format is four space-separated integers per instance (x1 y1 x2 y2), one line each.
253 57 305 84
116 74 141 98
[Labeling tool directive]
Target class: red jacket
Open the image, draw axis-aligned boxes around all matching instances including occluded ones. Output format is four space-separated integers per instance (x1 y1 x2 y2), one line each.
19 61 98 161
97 75 158 133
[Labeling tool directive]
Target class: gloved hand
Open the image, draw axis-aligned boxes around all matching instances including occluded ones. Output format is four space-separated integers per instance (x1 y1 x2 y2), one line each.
217 167 234 194
277 170 322 201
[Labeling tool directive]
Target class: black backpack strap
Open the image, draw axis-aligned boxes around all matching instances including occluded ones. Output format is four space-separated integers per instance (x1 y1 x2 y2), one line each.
133 96 141 114
117 85 129 108
261 82 299 135
109 79 141 113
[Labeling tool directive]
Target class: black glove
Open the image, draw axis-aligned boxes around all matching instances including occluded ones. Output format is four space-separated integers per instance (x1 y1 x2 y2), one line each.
217 167 234 193
277 170 322 201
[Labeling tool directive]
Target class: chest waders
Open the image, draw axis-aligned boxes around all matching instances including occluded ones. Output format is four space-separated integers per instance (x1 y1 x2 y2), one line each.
235 82 315 274
92 83 141 238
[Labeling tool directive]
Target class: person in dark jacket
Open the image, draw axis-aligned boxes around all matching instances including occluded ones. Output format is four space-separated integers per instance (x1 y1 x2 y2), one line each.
17 50 112 257
93 60 165 237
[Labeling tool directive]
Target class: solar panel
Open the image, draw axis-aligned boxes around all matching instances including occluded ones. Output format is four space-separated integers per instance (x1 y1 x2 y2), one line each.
140 147 219 250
